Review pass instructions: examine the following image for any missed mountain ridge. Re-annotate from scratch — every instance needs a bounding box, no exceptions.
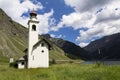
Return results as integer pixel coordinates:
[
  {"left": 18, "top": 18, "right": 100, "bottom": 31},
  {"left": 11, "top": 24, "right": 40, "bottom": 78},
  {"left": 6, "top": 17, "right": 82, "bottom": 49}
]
[
  {"left": 84, "top": 33, "right": 120, "bottom": 60},
  {"left": 41, "top": 34, "right": 89, "bottom": 60},
  {"left": 0, "top": 8, "right": 69, "bottom": 60},
  {"left": 0, "top": 8, "right": 88, "bottom": 61}
]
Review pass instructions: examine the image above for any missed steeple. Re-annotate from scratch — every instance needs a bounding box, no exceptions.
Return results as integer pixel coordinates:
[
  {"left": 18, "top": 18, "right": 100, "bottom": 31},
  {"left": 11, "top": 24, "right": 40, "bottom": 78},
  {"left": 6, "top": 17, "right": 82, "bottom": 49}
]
[
  {"left": 27, "top": 9, "right": 39, "bottom": 68},
  {"left": 30, "top": 8, "right": 37, "bottom": 19}
]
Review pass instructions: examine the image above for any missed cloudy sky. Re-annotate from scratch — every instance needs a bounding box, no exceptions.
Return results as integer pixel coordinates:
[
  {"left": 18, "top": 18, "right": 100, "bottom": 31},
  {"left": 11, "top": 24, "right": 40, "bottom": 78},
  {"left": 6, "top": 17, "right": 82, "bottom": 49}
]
[{"left": 0, "top": 0, "right": 120, "bottom": 47}]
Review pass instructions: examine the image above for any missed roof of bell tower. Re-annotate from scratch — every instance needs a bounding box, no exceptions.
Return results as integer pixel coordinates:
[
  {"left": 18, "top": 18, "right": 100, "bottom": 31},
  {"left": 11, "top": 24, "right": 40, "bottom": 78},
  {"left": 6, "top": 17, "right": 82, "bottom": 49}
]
[{"left": 30, "top": 8, "right": 37, "bottom": 17}]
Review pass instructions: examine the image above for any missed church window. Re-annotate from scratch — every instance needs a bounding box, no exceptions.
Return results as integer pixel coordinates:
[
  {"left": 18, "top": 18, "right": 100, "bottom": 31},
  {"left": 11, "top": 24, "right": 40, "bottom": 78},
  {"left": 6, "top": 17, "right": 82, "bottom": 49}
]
[
  {"left": 41, "top": 50, "right": 44, "bottom": 53},
  {"left": 32, "top": 25, "right": 36, "bottom": 31},
  {"left": 41, "top": 43, "right": 44, "bottom": 47},
  {"left": 22, "top": 62, "right": 24, "bottom": 65}
]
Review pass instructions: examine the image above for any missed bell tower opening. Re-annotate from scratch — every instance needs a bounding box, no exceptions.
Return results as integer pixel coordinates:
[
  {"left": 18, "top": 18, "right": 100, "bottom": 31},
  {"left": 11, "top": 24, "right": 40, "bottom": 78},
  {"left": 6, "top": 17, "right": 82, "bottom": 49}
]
[{"left": 32, "top": 25, "right": 36, "bottom": 31}]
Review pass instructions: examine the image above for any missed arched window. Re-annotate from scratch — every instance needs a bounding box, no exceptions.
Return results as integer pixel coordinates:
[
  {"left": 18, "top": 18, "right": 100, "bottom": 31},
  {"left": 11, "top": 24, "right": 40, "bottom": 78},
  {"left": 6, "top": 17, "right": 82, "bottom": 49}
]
[
  {"left": 32, "top": 25, "right": 36, "bottom": 31},
  {"left": 41, "top": 43, "right": 44, "bottom": 47}
]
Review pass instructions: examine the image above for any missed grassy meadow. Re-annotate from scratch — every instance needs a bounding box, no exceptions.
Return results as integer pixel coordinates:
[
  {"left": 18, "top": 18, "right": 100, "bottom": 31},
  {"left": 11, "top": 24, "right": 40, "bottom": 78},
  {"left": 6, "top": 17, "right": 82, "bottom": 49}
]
[{"left": 0, "top": 62, "right": 120, "bottom": 80}]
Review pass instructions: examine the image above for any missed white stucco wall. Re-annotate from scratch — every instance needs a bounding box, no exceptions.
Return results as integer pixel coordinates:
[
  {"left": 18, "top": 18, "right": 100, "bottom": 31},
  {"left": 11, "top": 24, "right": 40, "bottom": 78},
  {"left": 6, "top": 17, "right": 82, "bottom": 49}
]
[
  {"left": 28, "top": 16, "right": 39, "bottom": 52},
  {"left": 18, "top": 62, "right": 25, "bottom": 69},
  {"left": 27, "top": 14, "right": 49, "bottom": 68},
  {"left": 28, "top": 22, "right": 39, "bottom": 49},
  {"left": 28, "top": 19, "right": 39, "bottom": 68},
  {"left": 28, "top": 41, "right": 49, "bottom": 68}
]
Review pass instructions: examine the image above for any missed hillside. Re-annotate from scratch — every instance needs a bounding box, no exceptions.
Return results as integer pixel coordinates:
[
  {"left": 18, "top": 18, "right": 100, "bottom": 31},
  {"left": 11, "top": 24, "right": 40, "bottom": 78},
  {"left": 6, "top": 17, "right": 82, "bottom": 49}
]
[
  {"left": 0, "top": 8, "right": 70, "bottom": 61},
  {"left": 0, "top": 8, "right": 28, "bottom": 59},
  {"left": 84, "top": 33, "right": 120, "bottom": 60},
  {"left": 41, "top": 34, "right": 89, "bottom": 60}
]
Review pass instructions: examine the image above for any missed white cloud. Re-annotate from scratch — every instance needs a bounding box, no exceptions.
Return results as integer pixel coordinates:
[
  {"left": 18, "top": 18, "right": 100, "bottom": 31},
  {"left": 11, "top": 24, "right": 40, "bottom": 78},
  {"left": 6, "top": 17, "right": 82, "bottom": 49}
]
[
  {"left": 57, "top": 0, "right": 120, "bottom": 47},
  {"left": 0, "top": 0, "right": 55, "bottom": 34},
  {"left": 51, "top": 12, "right": 95, "bottom": 31},
  {"left": 76, "top": 19, "right": 120, "bottom": 43},
  {"left": 79, "top": 42, "right": 89, "bottom": 48},
  {"left": 38, "top": 9, "right": 54, "bottom": 34},
  {"left": 94, "top": 8, "right": 120, "bottom": 25},
  {"left": 40, "top": 0, "right": 120, "bottom": 47},
  {"left": 50, "top": 34, "right": 55, "bottom": 38},
  {"left": 57, "top": 34, "right": 66, "bottom": 38},
  {"left": 64, "top": 0, "right": 113, "bottom": 12},
  {"left": 50, "top": 34, "right": 66, "bottom": 39},
  {"left": 0, "top": 0, "right": 43, "bottom": 27},
  {"left": 1, "top": 0, "right": 120, "bottom": 47},
  {"left": 57, "top": 35, "right": 62, "bottom": 38}
]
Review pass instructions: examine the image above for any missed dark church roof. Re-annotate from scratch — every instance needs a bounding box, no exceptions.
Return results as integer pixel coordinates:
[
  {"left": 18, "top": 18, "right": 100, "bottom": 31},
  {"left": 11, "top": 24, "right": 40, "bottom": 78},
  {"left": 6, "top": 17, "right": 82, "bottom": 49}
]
[
  {"left": 30, "top": 9, "right": 37, "bottom": 17},
  {"left": 17, "top": 55, "right": 27, "bottom": 62},
  {"left": 24, "top": 37, "right": 52, "bottom": 53},
  {"left": 33, "top": 38, "right": 51, "bottom": 50}
]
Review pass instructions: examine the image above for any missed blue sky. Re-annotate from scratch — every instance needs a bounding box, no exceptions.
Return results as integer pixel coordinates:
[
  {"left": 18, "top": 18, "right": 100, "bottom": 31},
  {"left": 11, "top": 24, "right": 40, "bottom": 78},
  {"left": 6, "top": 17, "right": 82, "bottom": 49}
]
[
  {"left": 0, "top": 0, "right": 120, "bottom": 47},
  {"left": 30, "top": 0, "right": 78, "bottom": 43}
]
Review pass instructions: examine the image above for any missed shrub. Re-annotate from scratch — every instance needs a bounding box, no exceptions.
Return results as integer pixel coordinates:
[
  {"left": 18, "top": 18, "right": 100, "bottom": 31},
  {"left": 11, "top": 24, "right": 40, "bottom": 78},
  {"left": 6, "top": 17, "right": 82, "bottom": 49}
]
[
  {"left": 49, "top": 59, "right": 56, "bottom": 65},
  {"left": 9, "top": 61, "right": 18, "bottom": 68},
  {"left": 95, "top": 61, "right": 102, "bottom": 68},
  {"left": 69, "top": 60, "right": 73, "bottom": 63}
]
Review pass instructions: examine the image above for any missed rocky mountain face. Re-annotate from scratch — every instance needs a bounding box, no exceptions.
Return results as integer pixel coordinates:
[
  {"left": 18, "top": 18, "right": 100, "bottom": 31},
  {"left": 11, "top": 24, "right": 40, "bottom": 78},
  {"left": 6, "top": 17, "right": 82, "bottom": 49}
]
[{"left": 84, "top": 33, "right": 120, "bottom": 60}]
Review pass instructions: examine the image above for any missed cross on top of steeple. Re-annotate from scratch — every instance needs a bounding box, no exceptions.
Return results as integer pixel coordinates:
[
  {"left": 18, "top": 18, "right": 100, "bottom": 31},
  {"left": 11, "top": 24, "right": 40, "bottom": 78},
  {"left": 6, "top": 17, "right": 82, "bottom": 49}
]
[{"left": 30, "top": 8, "right": 37, "bottom": 17}]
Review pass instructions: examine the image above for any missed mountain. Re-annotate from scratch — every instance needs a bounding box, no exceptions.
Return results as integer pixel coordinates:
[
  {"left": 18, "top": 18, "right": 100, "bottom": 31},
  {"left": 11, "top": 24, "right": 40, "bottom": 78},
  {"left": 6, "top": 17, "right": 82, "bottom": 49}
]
[
  {"left": 1, "top": 8, "right": 90, "bottom": 62},
  {"left": 0, "top": 8, "right": 28, "bottom": 60},
  {"left": 84, "top": 33, "right": 120, "bottom": 60},
  {"left": 0, "top": 8, "right": 70, "bottom": 62},
  {"left": 41, "top": 34, "right": 89, "bottom": 60}
]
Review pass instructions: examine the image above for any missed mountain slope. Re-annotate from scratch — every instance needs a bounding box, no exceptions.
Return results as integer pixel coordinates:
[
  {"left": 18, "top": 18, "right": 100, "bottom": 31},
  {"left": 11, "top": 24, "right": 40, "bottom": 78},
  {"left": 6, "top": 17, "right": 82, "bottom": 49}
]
[
  {"left": 84, "top": 33, "right": 120, "bottom": 60},
  {"left": 0, "top": 8, "right": 70, "bottom": 61},
  {"left": 0, "top": 8, "right": 28, "bottom": 59},
  {"left": 41, "top": 34, "right": 89, "bottom": 60}
]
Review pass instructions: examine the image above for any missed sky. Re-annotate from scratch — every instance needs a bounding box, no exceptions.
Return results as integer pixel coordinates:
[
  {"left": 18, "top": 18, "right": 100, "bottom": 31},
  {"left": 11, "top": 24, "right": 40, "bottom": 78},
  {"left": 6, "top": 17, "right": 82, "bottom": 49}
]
[{"left": 0, "top": 0, "right": 120, "bottom": 47}]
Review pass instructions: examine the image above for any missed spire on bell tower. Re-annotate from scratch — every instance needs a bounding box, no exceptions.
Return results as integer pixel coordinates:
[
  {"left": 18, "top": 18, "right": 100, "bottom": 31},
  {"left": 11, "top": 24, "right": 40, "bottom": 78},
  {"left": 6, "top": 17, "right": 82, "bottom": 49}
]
[{"left": 30, "top": 8, "right": 37, "bottom": 20}]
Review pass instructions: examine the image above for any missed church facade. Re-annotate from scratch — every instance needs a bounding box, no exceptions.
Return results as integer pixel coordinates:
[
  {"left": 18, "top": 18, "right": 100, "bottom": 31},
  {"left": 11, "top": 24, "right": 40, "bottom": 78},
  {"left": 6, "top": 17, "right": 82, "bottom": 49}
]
[{"left": 17, "top": 10, "right": 50, "bottom": 69}]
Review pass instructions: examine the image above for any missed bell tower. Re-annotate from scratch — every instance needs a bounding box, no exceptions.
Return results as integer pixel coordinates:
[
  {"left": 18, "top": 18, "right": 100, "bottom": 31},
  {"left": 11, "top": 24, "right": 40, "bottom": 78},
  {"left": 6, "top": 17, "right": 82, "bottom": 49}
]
[{"left": 27, "top": 9, "right": 39, "bottom": 68}]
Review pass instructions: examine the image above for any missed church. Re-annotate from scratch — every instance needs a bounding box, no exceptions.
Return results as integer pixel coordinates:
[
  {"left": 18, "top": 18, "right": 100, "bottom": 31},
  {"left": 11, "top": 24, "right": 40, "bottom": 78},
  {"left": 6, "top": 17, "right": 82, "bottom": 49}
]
[{"left": 17, "top": 10, "right": 51, "bottom": 69}]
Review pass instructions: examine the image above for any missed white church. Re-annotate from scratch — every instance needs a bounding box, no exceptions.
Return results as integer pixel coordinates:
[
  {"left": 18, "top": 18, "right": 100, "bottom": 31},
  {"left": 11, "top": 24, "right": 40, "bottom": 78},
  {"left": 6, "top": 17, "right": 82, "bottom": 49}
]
[{"left": 17, "top": 10, "right": 51, "bottom": 69}]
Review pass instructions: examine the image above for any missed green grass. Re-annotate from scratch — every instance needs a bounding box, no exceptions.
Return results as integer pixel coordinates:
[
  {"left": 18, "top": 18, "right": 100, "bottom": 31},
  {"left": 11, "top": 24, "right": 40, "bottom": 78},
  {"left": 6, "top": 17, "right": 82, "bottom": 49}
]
[
  {"left": 0, "top": 63, "right": 120, "bottom": 80},
  {"left": 49, "top": 50, "right": 70, "bottom": 60}
]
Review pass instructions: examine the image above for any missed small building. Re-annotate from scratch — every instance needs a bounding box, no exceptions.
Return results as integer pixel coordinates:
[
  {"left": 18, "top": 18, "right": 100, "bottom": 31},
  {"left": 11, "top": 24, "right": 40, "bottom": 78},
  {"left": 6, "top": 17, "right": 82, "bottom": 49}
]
[
  {"left": 9, "top": 58, "right": 14, "bottom": 63},
  {"left": 17, "top": 9, "right": 51, "bottom": 69},
  {"left": 17, "top": 57, "right": 25, "bottom": 69}
]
